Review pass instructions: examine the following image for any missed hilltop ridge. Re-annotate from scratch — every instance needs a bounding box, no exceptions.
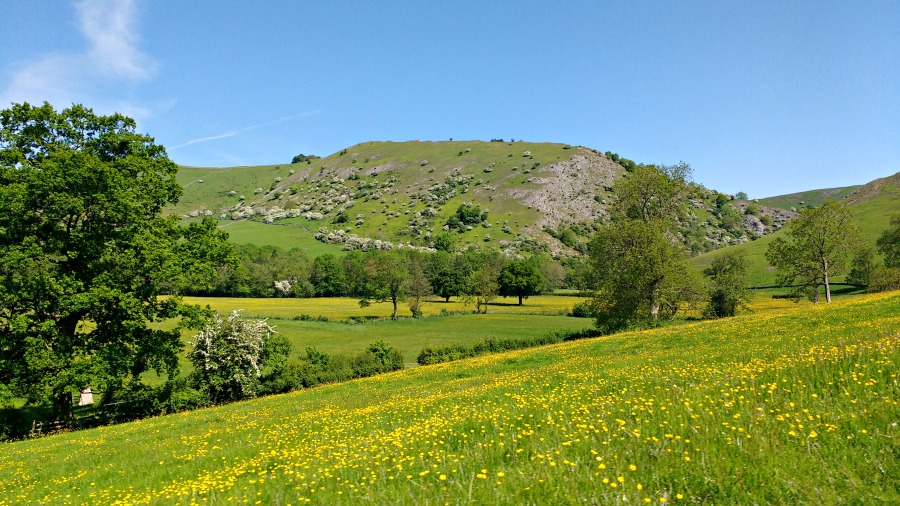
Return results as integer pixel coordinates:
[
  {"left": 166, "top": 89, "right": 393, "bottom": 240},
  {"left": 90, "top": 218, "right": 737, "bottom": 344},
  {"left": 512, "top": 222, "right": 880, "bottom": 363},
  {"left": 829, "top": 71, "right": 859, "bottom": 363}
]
[{"left": 174, "top": 140, "right": 790, "bottom": 256}]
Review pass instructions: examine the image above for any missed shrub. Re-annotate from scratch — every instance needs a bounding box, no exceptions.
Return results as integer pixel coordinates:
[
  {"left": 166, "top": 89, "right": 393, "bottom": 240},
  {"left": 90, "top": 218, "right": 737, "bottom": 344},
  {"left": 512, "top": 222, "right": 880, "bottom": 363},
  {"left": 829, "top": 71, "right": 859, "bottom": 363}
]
[
  {"left": 570, "top": 301, "right": 594, "bottom": 318},
  {"left": 868, "top": 266, "right": 900, "bottom": 293},
  {"left": 188, "top": 311, "right": 283, "bottom": 403}
]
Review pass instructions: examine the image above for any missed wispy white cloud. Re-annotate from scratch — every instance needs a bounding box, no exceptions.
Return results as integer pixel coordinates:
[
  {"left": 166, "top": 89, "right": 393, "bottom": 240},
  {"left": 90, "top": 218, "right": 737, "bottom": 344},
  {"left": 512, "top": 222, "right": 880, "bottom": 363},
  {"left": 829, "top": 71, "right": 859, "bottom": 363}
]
[
  {"left": 169, "top": 111, "right": 322, "bottom": 151},
  {"left": 169, "top": 131, "right": 241, "bottom": 150},
  {"left": 0, "top": 0, "right": 157, "bottom": 119},
  {"left": 76, "top": 0, "right": 157, "bottom": 80}
]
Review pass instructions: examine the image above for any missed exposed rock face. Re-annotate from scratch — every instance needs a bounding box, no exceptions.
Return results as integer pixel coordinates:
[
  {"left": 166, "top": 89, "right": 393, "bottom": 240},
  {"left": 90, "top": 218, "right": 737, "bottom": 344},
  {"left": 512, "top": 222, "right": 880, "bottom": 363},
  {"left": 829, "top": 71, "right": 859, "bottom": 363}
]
[
  {"left": 743, "top": 214, "right": 766, "bottom": 235},
  {"left": 507, "top": 151, "right": 620, "bottom": 229}
]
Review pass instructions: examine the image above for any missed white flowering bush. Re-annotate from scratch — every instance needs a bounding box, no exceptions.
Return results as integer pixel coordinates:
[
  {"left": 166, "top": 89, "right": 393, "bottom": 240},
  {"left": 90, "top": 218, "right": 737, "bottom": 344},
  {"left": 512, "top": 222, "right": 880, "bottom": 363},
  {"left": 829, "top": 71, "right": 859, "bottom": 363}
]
[{"left": 188, "top": 311, "right": 282, "bottom": 402}]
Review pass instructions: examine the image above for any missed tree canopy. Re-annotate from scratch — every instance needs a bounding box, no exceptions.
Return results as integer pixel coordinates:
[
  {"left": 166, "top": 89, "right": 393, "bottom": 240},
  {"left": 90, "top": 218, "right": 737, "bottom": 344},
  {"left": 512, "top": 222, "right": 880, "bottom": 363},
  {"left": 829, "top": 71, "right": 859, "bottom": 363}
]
[
  {"left": 765, "top": 201, "right": 859, "bottom": 303},
  {"left": 0, "top": 102, "right": 232, "bottom": 419},
  {"left": 589, "top": 162, "right": 699, "bottom": 331},
  {"left": 497, "top": 259, "right": 544, "bottom": 305}
]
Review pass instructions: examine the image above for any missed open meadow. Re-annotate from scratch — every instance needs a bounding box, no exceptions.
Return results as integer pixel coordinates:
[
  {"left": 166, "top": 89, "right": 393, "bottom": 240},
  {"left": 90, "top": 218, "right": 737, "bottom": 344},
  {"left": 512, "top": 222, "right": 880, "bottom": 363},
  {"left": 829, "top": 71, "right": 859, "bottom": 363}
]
[
  {"left": 173, "top": 292, "right": 821, "bottom": 363},
  {"left": 175, "top": 294, "right": 592, "bottom": 362},
  {"left": 2, "top": 291, "right": 897, "bottom": 504}
]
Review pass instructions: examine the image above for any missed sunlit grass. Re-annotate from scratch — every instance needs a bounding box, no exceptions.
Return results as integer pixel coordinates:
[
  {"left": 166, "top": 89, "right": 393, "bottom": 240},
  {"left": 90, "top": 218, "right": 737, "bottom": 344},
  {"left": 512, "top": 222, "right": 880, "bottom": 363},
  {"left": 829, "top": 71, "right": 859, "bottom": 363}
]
[{"left": 3, "top": 291, "right": 898, "bottom": 504}]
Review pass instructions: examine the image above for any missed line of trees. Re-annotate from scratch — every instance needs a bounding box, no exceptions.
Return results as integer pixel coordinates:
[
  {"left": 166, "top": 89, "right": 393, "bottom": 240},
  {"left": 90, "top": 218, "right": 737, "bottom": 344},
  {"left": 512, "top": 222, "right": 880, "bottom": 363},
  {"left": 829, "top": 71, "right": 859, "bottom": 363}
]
[{"left": 192, "top": 245, "right": 566, "bottom": 318}]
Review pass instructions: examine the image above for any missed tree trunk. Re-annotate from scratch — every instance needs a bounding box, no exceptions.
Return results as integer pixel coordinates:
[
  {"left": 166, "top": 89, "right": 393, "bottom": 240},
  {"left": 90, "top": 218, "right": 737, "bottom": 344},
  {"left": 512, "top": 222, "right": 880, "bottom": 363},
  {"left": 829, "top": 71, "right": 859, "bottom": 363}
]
[
  {"left": 823, "top": 258, "right": 832, "bottom": 303},
  {"left": 391, "top": 296, "right": 398, "bottom": 320},
  {"left": 52, "top": 388, "right": 74, "bottom": 422},
  {"left": 445, "top": 296, "right": 450, "bottom": 302},
  {"left": 650, "top": 279, "right": 661, "bottom": 319},
  {"left": 518, "top": 294, "right": 523, "bottom": 306}
]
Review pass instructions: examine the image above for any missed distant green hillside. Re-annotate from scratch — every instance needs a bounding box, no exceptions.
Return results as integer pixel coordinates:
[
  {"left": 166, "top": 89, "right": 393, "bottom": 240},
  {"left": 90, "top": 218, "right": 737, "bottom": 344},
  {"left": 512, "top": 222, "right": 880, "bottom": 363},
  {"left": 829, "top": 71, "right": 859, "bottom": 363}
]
[
  {"left": 758, "top": 185, "right": 860, "bottom": 210},
  {"left": 174, "top": 140, "right": 789, "bottom": 256},
  {"left": 693, "top": 172, "right": 900, "bottom": 285}
]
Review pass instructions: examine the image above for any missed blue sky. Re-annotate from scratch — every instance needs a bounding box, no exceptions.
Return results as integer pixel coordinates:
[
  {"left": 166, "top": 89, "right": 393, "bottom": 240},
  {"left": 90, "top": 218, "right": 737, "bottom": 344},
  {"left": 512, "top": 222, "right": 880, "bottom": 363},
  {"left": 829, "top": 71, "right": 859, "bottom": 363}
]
[{"left": 1, "top": 1, "right": 897, "bottom": 198}]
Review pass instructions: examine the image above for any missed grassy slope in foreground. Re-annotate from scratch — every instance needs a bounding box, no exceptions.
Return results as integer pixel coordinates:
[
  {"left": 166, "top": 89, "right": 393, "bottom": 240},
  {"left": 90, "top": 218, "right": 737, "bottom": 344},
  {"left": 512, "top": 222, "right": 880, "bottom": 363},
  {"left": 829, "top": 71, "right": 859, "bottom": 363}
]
[{"left": 2, "top": 292, "right": 899, "bottom": 505}]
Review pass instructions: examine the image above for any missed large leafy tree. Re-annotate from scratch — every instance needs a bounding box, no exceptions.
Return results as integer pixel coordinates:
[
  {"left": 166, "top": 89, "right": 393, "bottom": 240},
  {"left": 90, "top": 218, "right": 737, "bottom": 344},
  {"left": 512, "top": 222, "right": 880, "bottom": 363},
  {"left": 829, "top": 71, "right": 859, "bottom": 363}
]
[
  {"left": 363, "top": 250, "right": 411, "bottom": 320},
  {"left": 497, "top": 259, "right": 544, "bottom": 305},
  {"left": 0, "top": 102, "right": 232, "bottom": 419},
  {"left": 589, "top": 163, "right": 699, "bottom": 331},
  {"left": 766, "top": 201, "right": 860, "bottom": 303}
]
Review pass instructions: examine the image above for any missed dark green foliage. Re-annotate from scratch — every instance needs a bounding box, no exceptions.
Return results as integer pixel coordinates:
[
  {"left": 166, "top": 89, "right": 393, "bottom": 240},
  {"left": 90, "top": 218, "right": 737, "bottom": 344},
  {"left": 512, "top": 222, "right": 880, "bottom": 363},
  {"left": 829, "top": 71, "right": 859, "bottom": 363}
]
[
  {"left": 0, "top": 102, "right": 232, "bottom": 420},
  {"left": 569, "top": 301, "right": 595, "bottom": 318},
  {"left": 735, "top": 191, "right": 749, "bottom": 200},
  {"left": 310, "top": 254, "right": 347, "bottom": 297},
  {"left": 847, "top": 246, "right": 876, "bottom": 286},
  {"left": 417, "top": 328, "right": 602, "bottom": 365},
  {"left": 363, "top": 250, "right": 411, "bottom": 320},
  {"left": 614, "top": 162, "right": 695, "bottom": 224},
  {"left": 703, "top": 253, "right": 749, "bottom": 318},
  {"left": 448, "top": 203, "right": 487, "bottom": 228},
  {"left": 497, "top": 260, "right": 544, "bottom": 305},
  {"left": 877, "top": 215, "right": 900, "bottom": 268},
  {"left": 208, "top": 244, "right": 311, "bottom": 297},
  {"left": 427, "top": 257, "right": 465, "bottom": 302},
  {"left": 590, "top": 162, "right": 701, "bottom": 331},
  {"left": 260, "top": 342, "right": 404, "bottom": 394},
  {"left": 715, "top": 194, "right": 730, "bottom": 209},
  {"left": 432, "top": 232, "right": 455, "bottom": 253},
  {"left": 589, "top": 221, "right": 699, "bottom": 331},
  {"left": 559, "top": 228, "right": 577, "bottom": 247},
  {"left": 867, "top": 266, "right": 900, "bottom": 293},
  {"left": 290, "top": 153, "right": 319, "bottom": 164}
]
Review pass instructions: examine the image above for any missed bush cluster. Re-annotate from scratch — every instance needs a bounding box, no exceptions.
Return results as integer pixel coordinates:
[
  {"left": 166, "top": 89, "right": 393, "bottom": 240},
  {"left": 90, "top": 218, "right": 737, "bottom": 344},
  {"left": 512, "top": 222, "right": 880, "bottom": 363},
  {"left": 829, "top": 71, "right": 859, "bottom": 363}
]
[
  {"left": 416, "top": 328, "right": 602, "bottom": 365},
  {"left": 260, "top": 341, "right": 404, "bottom": 394}
]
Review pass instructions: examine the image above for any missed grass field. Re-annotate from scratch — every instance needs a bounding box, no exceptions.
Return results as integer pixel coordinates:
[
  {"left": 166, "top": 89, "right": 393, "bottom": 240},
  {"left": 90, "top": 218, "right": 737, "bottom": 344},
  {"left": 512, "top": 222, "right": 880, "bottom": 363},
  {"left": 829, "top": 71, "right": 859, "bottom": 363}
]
[
  {"left": 756, "top": 185, "right": 860, "bottom": 210},
  {"left": 2, "top": 291, "right": 897, "bottom": 504},
  {"left": 177, "top": 294, "right": 592, "bottom": 362},
  {"left": 176, "top": 292, "right": 830, "bottom": 363},
  {"left": 214, "top": 220, "right": 345, "bottom": 256}
]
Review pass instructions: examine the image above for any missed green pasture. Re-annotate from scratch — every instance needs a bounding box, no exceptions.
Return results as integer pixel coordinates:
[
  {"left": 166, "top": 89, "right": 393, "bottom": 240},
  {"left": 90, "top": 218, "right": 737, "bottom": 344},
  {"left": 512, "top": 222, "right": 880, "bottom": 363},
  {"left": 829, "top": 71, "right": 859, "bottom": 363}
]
[
  {"left": 178, "top": 294, "right": 591, "bottom": 362},
  {"left": 3, "top": 291, "right": 898, "bottom": 504},
  {"left": 171, "top": 140, "right": 608, "bottom": 250},
  {"left": 215, "top": 220, "right": 344, "bottom": 255},
  {"left": 756, "top": 185, "right": 860, "bottom": 210}
]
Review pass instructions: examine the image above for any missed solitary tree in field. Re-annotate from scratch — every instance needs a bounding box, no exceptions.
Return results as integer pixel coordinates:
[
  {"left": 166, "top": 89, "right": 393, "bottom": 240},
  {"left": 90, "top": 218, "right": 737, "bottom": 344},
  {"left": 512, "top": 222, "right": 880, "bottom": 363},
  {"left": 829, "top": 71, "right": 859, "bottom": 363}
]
[
  {"left": 466, "top": 263, "right": 500, "bottom": 314},
  {"left": 406, "top": 253, "right": 432, "bottom": 317},
  {"left": 497, "top": 259, "right": 544, "bottom": 305},
  {"left": 766, "top": 201, "right": 860, "bottom": 303},
  {"left": 0, "top": 102, "right": 232, "bottom": 420},
  {"left": 589, "top": 162, "right": 698, "bottom": 330}
]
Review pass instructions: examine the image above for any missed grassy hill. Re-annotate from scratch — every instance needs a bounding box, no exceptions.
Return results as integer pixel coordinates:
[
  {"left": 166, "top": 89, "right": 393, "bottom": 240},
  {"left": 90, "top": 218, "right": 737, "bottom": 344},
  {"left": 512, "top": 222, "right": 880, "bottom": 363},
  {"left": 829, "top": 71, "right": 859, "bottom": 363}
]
[
  {"left": 693, "top": 172, "right": 900, "bottom": 286},
  {"left": 3, "top": 291, "right": 898, "bottom": 504},
  {"left": 757, "top": 185, "right": 861, "bottom": 210},
  {"left": 174, "top": 140, "right": 788, "bottom": 257}
]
